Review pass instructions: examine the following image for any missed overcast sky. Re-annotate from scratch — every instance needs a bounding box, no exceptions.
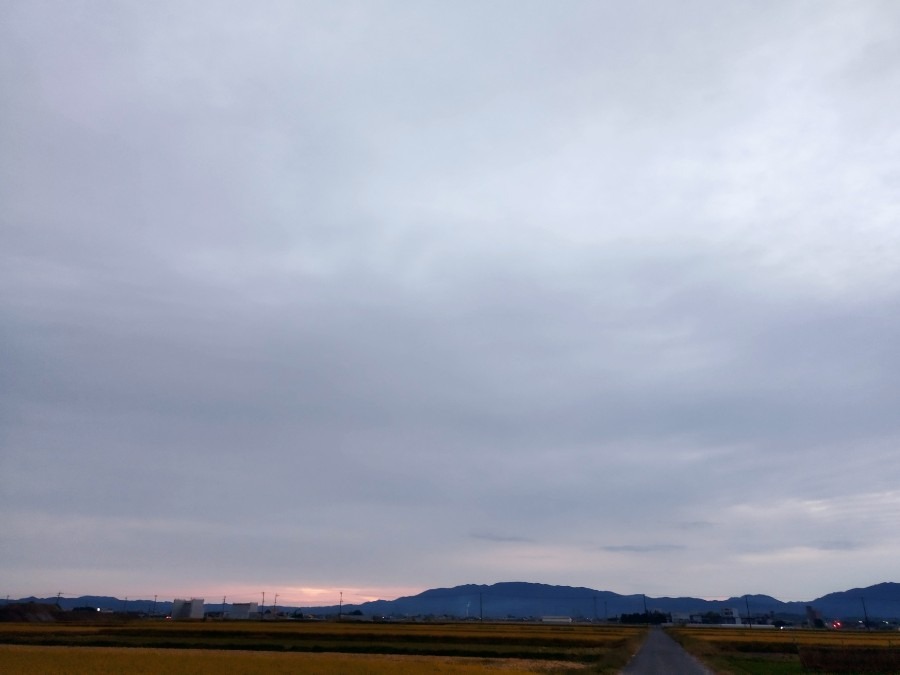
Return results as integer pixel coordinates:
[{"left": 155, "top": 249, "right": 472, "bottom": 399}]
[{"left": 2, "top": 0, "right": 899, "bottom": 607}]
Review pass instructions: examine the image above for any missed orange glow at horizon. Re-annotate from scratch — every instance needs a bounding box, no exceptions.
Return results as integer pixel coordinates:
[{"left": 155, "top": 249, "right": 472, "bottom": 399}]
[{"left": 173, "top": 585, "right": 425, "bottom": 607}]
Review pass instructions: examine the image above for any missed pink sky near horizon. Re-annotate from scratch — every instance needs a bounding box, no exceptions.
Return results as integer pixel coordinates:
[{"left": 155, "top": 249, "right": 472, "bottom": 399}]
[
  {"left": 11, "top": 585, "right": 426, "bottom": 607},
  {"left": 148, "top": 585, "right": 426, "bottom": 607}
]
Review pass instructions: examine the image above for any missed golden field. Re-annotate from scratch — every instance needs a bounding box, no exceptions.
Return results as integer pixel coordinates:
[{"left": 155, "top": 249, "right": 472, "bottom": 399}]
[
  {"left": 668, "top": 626, "right": 900, "bottom": 674},
  {"left": 0, "top": 645, "right": 589, "bottom": 674},
  {"left": 0, "top": 620, "right": 646, "bottom": 674},
  {"left": 669, "top": 625, "right": 900, "bottom": 650}
]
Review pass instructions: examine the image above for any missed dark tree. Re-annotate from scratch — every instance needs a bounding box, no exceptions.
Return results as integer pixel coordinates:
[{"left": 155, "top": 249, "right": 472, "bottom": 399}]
[{"left": 620, "top": 611, "right": 670, "bottom": 625}]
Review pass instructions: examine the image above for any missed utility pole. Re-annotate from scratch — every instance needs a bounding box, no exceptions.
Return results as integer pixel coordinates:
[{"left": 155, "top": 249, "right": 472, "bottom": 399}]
[
  {"left": 861, "top": 597, "right": 870, "bottom": 630},
  {"left": 222, "top": 595, "right": 227, "bottom": 619},
  {"left": 152, "top": 595, "right": 157, "bottom": 616},
  {"left": 339, "top": 591, "right": 343, "bottom": 620},
  {"left": 744, "top": 596, "right": 752, "bottom": 627},
  {"left": 56, "top": 592, "right": 62, "bottom": 608},
  {"left": 273, "top": 594, "right": 278, "bottom": 617},
  {"left": 261, "top": 592, "right": 265, "bottom": 620}
]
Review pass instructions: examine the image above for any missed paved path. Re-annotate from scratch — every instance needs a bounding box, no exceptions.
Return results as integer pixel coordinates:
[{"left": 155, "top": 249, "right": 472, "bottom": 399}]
[{"left": 620, "top": 627, "right": 714, "bottom": 675}]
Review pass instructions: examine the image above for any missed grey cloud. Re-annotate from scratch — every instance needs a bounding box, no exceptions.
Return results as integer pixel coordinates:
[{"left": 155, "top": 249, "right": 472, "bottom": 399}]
[
  {"left": 599, "top": 545, "right": 686, "bottom": 554},
  {"left": 2, "top": 0, "right": 900, "bottom": 603},
  {"left": 676, "top": 521, "right": 716, "bottom": 531},
  {"left": 470, "top": 532, "right": 535, "bottom": 544},
  {"left": 815, "top": 541, "right": 863, "bottom": 552}
]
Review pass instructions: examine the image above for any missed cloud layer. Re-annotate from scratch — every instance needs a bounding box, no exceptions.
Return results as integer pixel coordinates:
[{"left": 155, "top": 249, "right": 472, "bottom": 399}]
[{"left": 2, "top": 0, "right": 899, "bottom": 604}]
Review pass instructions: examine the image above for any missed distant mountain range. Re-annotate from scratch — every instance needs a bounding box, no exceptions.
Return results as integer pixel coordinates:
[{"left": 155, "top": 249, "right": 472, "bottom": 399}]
[
  {"left": 315, "top": 581, "right": 900, "bottom": 621},
  {"left": 12, "top": 581, "right": 900, "bottom": 620}
]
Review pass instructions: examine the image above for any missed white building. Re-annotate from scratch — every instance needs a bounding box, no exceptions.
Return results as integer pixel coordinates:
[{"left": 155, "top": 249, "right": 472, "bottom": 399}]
[
  {"left": 721, "top": 607, "right": 744, "bottom": 625},
  {"left": 171, "top": 598, "right": 205, "bottom": 619},
  {"left": 227, "top": 602, "right": 259, "bottom": 620}
]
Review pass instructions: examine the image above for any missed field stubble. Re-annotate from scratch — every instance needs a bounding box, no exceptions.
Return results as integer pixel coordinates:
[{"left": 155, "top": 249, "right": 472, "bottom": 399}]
[
  {"left": 667, "top": 626, "right": 900, "bottom": 674},
  {"left": 0, "top": 620, "right": 646, "bottom": 674}
]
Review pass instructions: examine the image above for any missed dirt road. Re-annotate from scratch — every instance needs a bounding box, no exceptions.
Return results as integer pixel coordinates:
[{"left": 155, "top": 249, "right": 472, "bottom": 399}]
[{"left": 620, "top": 627, "right": 713, "bottom": 674}]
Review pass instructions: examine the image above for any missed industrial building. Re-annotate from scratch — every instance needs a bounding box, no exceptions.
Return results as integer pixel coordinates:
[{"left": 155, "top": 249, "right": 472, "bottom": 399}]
[
  {"left": 227, "top": 602, "right": 259, "bottom": 620},
  {"left": 171, "top": 598, "right": 205, "bottom": 619}
]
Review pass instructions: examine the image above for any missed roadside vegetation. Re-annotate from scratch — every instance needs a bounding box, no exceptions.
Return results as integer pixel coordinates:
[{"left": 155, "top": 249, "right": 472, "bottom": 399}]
[{"left": 668, "top": 626, "right": 900, "bottom": 674}]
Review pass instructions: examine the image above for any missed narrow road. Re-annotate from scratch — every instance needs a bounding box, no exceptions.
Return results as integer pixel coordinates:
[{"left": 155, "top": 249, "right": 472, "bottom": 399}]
[{"left": 620, "top": 627, "right": 713, "bottom": 675}]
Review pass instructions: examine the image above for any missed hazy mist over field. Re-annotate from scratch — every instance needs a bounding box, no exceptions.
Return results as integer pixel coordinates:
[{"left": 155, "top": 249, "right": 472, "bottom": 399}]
[{"left": 2, "top": 1, "right": 899, "bottom": 606}]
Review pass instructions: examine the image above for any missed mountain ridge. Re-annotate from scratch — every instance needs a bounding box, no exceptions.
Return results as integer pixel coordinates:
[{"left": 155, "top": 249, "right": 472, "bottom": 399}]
[
  {"left": 11, "top": 581, "right": 900, "bottom": 620},
  {"left": 317, "top": 581, "right": 900, "bottom": 620}
]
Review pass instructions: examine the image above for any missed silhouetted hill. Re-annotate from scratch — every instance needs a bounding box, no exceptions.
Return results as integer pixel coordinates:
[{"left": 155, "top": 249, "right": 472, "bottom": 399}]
[
  {"left": 13, "top": 596, "right": 172, "bottom": 614},
  {"left": 356, "top": 582, "right": 648, "bottom": 619},
  {"left": 9, "top": 581, "right": 899, "bottom": 621},
  {"left": 313, "top": 581, "right": 900, "bottom": 620},
  {"left": 722, "top": 594, "right": 807, "bottom": 616},
  {"left": 0, "top": 603, "right": 64, "bottom": 622},
  {"left": 809, "top": 582, "right": 900, "bottom": 620}
]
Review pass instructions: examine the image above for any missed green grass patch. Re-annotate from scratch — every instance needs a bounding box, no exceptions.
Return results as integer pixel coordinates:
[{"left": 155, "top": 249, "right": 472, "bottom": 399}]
[{"left": 708, "top": 654, "right": 803, "bottom": 675}]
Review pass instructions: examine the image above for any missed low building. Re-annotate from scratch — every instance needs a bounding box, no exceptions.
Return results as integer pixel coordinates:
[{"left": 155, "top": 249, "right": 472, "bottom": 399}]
[
  {"left": 806, "top": 605, "right": 824, "bottom": 628},
  {"left": 227, "top": 602, "right": 259, "bottom": 620},
  {"left": 671, "top": 612, "right": 692, "bottom": 625},
  {"left": 171, "top": 598, "right": 205, "bottom": 620},
  {"left": 721, "top": 607, "right": 744, "bottom": 625}
]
